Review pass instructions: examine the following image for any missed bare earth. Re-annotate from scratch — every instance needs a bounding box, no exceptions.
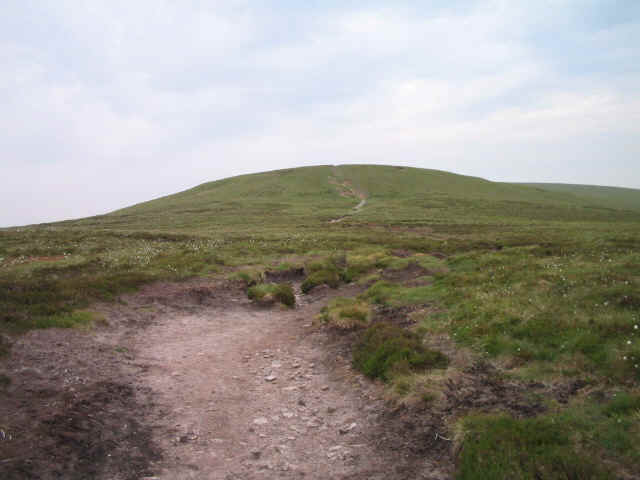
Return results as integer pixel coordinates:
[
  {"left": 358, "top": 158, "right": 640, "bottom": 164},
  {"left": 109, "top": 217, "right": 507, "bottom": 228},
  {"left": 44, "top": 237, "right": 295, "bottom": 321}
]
[{"left": 0, "top": 280, "right": 452, "bottom": 479}]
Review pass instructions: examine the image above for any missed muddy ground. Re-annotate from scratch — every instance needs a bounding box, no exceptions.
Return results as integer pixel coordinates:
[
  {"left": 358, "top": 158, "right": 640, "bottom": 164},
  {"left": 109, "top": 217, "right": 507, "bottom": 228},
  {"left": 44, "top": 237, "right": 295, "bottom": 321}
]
[{"left": 0, "top": 279, "right": 569, "bottom": 479}]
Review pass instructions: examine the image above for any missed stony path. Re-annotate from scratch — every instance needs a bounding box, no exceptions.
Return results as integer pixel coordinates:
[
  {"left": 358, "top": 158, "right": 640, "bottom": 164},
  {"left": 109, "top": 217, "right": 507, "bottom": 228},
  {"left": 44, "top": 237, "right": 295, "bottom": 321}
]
[
  {"left": 133, "top": 286, "right": 395, "bottom": 479},
  {"left": 0, "top": 280, "right": 450, "bottom": 479}
]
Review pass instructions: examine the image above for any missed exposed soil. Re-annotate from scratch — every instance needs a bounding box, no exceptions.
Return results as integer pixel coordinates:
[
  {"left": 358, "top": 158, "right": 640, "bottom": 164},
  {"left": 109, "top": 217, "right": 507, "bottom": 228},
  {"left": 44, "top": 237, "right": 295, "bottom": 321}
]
[
  {"left": 0, "top": 279, "right": 587, "bottom": 479},
  {"left": 441, "top": 360, "right": 547, "bottom": 418},
  {"left": 390, "top": 249, "right": 413, "bottom": 258},
  {"left": 382, "top": 263, "right": 433, "bottom": 286},
  {"left": 372, "top": 304, "right": 432, "bottom": 328},
  {"left": 0, "top": 280, "right": 451, "bottom": 479},
  {"left": 0, "top": 318, "right": 161, "bottom": 480},
  {"left": 264, "top": 267, "right": 305, "bottom": 283}
]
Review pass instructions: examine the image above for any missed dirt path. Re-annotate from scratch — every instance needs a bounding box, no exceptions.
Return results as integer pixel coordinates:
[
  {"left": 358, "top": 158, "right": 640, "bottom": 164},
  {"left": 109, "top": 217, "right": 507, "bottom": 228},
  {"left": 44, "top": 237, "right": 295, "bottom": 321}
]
[
  {"left": 0, "top": 280, "right": 451, "bottom": 479},
  {"left": 135, "top": 284, "right": 393, "bottom": 479},
  {"left": 328, "top": 173, "right": 367, "bottom": 224}
]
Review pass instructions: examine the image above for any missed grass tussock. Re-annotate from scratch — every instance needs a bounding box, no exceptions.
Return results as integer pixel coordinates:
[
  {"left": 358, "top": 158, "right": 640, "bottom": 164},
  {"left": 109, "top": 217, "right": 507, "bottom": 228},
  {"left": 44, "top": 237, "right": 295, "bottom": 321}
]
[
  {"left": 234, "top": 268, "right": 265, "bottom": 287},
  {"left": 301, "top": 255, "right": 347, "bottom": 293},
  {"left": 353, "top": 323, "right": 448, "bottom": 381},
  {"left": 319, "top": 297, "right": 371, "bottom": 329},
  {"left": 247, "top": 283, "right": 295, "bottom": 307},
  {"left": 343, "top": 248, "right": 390, "bottom": 280}
]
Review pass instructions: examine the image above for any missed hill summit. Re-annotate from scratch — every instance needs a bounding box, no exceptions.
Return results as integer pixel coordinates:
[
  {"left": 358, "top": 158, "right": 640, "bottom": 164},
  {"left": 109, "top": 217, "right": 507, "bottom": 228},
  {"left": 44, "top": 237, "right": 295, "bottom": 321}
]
[{"left": 66, "top": 165, "right": 640, "bottom": 232}]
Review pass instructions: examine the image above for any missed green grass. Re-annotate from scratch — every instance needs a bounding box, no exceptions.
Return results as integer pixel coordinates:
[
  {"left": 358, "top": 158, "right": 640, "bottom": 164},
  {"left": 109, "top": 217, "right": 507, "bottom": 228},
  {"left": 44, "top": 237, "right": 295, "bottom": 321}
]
[
  {"left": 319, "top": 297, "right": 371, "bottom": 329},
  {"left": 519, "top": 183, "right": 640, "bottom": 212},
  {"left": 603, "top": 392, "right": 640, "bottom": 417},
  {"left": 353, "top": 323, "right": 448, "bottom": 381},
  {"left": 363, "top": 280, "right": 438, "bottom": 306},
  {"left": 233, "top": 267, "right": 265, "bottom": 287},
  {"left": 32, "top": 310, "right": 98, "bottom": 329},
  {"left": 429, "top": 245, "right": 640, "bottom": 382},
  {"left": 457, "top": 414, "right": 611, "bottom": 480},
  {"left": 458, "top": 391, "right": 640, "bottom": 480},
  {"left": 0, "top": 264, "right": 154, "bottom": 332},
  {"left": 2, "top": 164, "right": 640, "bottom": 478},
  {"left": 300, "top": 255, "right": 347, "bottom": 293},
  {"left": 247, "top": 283, "right": 295, "bottom": 307}
]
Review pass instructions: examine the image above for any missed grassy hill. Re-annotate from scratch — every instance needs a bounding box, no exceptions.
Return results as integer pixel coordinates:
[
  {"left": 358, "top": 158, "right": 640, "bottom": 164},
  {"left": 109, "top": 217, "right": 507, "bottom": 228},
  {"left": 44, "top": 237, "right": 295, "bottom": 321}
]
[
  {"left": 518, "top": 182, "right": 640, "bottom": 212},
  {"left": 2, "top": 164, "right": 640, "bottom": 478},
  {"left": 63, "top": 165, "right": 640, "bottom": 233}
]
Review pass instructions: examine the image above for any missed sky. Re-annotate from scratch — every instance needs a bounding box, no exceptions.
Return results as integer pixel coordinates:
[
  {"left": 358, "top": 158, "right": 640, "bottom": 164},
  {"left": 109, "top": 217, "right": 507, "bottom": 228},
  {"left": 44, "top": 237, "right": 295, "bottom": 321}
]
[{"left": 1, "top": 1, "right": 639, "bottom": 227}]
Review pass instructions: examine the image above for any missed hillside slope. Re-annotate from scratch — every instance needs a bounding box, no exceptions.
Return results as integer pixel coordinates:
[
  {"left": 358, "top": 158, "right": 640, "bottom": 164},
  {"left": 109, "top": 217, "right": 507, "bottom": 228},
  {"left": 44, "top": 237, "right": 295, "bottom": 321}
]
[
  {"left": 518, "top": 183, "right": 640, "bottom": 212},
  {"left": 64, "top": 165, "right": 640, "bottom": 232}
]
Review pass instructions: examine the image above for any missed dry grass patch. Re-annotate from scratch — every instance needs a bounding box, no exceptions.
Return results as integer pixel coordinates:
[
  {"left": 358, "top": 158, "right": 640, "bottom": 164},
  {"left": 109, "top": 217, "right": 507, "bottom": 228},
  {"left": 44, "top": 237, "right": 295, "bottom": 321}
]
[
  {"left": 319, "top": 297, "right": 371, "bottom": 330},
  {"left": 247, "top": 283, "right": 295, "bottom": 307}
]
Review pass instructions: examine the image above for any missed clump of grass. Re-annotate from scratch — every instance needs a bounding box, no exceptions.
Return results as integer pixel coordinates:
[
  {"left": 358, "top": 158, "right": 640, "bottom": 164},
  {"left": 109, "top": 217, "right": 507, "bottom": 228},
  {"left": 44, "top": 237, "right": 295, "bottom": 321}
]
[
  {"left": 319, "top": 297, "right": 371, "bottom": 329},
  {"left": 301, "top": 269, "right": 341, "bottom": 293},
  {"left": 362, "top": 281, "right": 399, "bottom": 304},
  {"left": 603, "top": 392, "right": 640, "bottom": 417},
  {"left": 247, "top": 283, "right": 295, "bottom": 307},
  {"left": 457, "top": 414, "right": 611, "bottom": 480},
  {"left": 234, "top": 268, "right": 264, "bottom": 287},
  {"left": 392, "top": 375, "right": 414, "bottom": 396},
  {"left": 301, "top": 256, "right": 347, "bottom": 293},
  {"left": 33, "top": 310, "right": 97, "bottom": 329},
  {"left": 343, "top": 248, "right": 390, "bottom": 281},
  {"left": 0, "top": 373, "right": 11, "bottom": 388},
  {"left": 353, "top": 322, "right": 448, "bottom": 381}
]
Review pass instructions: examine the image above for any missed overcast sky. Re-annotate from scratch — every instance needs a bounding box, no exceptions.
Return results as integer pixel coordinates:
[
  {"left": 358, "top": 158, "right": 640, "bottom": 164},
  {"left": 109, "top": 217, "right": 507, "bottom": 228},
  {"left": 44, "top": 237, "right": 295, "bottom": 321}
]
[{"left": 1, "top": 1, "right": 639, "bottom": 227}]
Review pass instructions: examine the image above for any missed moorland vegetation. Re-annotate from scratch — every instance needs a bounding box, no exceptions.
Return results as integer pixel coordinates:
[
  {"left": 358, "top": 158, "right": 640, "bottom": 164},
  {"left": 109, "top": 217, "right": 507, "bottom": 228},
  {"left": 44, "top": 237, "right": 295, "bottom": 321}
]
[{"left": 1, "top": 164, "right": 639, "bottom": 478}]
